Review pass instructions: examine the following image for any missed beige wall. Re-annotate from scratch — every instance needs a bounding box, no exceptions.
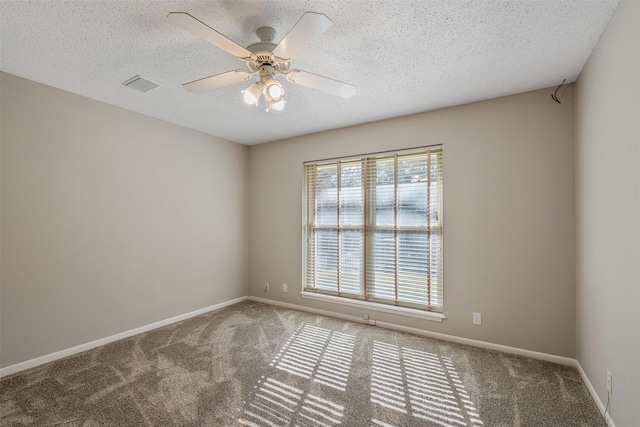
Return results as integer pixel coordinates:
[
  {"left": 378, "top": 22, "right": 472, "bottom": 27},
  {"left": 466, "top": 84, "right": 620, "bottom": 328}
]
[
  {"left": 249, "top": 87, "right": 576, "bottom": 357},
  {"left": 0, "top": 72, "right": 249, "bottom": 368},
  {"left": 575, "top": 1, "right": 640, "bottom": 425}
]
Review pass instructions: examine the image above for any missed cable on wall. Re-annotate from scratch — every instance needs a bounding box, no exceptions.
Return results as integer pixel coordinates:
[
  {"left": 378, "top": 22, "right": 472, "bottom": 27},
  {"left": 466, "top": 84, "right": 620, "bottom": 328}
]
[
  {"left": 551, "top": 79, "right": 566, "bottom": 104},
  {"left": 603, "top": 392, "right": 610, "bottom": 426}
]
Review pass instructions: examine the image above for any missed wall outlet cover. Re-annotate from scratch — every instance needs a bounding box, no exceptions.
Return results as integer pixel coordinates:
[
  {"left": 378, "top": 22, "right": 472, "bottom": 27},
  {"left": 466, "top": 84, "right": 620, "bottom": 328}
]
[{"left": 473, "top": 312, "right": 482, "bottom": 325}]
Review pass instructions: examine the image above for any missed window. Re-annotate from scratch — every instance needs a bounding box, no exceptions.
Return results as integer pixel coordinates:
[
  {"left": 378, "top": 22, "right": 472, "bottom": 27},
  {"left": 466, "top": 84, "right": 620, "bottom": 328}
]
[{"left": 302, "top": 147, "right": 443, "bottom": 314}]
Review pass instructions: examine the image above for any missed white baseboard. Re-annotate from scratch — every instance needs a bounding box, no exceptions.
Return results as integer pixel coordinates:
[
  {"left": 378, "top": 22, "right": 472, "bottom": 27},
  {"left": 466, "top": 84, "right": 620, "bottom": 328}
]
[
  {"left": 249, "top": 296, "right": 365, "bottom": 325},
  {"left": 249, "top": 296, "right": 574, "bottom": 366},
  {"left": 374, "top": 320, "right": 576, "bottom": 366},
  {"left": 0, "top": 296, "right": 249, "bottom": 378},
  {"left": 576, "top": 360, "right": 616, "bottom": 427}
]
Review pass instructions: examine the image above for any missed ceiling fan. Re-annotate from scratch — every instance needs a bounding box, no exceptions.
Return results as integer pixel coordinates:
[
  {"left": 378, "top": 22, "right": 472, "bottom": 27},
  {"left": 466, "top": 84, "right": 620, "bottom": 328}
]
[{"left": 168, "top": 11, "right": 356, "bottom": 112}]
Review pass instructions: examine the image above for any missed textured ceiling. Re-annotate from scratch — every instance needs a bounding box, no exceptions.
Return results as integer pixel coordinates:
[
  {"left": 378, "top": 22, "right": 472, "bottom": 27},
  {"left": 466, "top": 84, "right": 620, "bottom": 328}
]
[{"left": 0, "top": 1, "right": 619, "bottom": 145}]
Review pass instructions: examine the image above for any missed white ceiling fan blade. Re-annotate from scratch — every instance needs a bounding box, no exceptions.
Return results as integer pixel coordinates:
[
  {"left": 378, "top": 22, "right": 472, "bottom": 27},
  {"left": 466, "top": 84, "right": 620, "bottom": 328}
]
[
  {"left": 287, "top": 71, "right": 356, "bottom": 99},
  {"left": 183, "top": 70, "right": 252, "bottom": 94},
  {"left": 168, "top": 12, "right": 255, "bottom": 60},
  {"left": 272, "top": 12, "right": 333, "bottom": 60}
]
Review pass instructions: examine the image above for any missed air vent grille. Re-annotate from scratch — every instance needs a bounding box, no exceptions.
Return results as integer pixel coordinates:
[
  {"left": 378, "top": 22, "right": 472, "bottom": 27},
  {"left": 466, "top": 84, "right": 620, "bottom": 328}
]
[{"left": 122, "top": 75, "right": 160, "bottom": 93}]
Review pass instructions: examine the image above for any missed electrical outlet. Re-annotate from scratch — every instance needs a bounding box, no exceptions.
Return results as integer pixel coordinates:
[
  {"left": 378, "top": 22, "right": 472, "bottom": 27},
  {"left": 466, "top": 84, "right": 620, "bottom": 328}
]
[
  {"left": 282, "top": 283, "right": 288, "bottom": 293},
  {"left": 264, "top": 282, "right": 269, "bottom": 292},
  {"left": 607, "top": 370, "right": 613, "bottom": 395},
  {"left": 473, "top": 312, "right": 482, "bottom": 325}
]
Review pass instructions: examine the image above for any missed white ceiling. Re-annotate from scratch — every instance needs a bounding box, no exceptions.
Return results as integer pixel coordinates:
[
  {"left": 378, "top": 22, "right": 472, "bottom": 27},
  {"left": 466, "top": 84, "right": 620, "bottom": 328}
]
[{"left": 0, "top": 1, "right": 619, "bottom": 146}]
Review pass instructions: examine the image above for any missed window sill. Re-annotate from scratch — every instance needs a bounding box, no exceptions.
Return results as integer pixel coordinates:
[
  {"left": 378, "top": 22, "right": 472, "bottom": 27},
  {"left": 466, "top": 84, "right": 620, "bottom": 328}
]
[{"left": 299, "top": 291, "right": 445, "bottom": 323}]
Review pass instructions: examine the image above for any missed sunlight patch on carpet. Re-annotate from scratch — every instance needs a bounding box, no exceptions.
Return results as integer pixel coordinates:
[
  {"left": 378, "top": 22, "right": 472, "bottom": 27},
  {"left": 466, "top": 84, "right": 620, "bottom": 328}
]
[
  {"left": 371, "top": 341, "right": 484, "bottom": 427},
  {"left": 269, "top": 323, "right": 355, "bottom": 391},
  {"left": 237, "top": 377, "right": 344, "bottom": 426}
]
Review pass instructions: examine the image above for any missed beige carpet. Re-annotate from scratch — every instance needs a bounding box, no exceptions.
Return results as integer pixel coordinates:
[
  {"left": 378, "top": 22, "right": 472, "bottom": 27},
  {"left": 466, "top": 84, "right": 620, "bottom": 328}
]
[{"left": 0, "top": 301, "right": 602, "bottom": 426}]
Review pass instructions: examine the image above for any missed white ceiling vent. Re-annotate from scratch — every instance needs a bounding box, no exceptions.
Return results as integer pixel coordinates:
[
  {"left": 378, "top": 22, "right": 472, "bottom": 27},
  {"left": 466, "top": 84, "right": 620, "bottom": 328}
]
[{"left": 122, "top": 75, "right": 160, "bottom": 93}]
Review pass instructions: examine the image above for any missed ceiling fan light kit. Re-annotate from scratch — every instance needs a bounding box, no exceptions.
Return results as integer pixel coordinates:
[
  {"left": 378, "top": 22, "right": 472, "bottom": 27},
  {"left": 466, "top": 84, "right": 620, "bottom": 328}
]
[{"left": 168, "top": 11, "right": 356, "bottom": 113}]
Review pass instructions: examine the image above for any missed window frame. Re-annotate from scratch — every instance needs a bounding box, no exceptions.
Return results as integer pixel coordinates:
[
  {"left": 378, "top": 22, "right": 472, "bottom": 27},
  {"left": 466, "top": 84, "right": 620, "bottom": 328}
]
[{"left": 301, "top": 146, "right": 445, "bottom": 321}]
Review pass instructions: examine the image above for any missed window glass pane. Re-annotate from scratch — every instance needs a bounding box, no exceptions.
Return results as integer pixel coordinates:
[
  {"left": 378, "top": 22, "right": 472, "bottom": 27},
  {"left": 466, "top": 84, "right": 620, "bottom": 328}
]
[
  {"left": 316, "top": 165, "right": 337, "bottom": 226},
  {"left": 427, "top": 232, "right": 443, "bottom": 308},
  {"left": 374, "top": 159, "right": 395, "bottom": 226},
  {"left": 315, "top": 229, "right": 338, "bottom": 291},
  {"left": 367, "top": 230, "right": 396, "bottom": 301},
  {"left": 398, "top": 156, "right": 428, "bottom": 227},
  {"left": 340, "top": 162, "right": 362, "bottom": 226},
  {"left": 340, "top": 230, "right": 362, "bottom": 295},
  {"left": 429, "top": 153, "right": 443, "bottom": 228},
  {"left": 397, "top": 230, "right": 428, "bottom": 304}
]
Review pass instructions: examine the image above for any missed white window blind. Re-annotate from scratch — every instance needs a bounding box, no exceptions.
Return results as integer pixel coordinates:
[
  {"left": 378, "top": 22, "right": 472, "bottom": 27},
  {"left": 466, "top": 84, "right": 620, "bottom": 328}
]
[{"left": 303, "top": 147, "right": 443, "bottom": 312}]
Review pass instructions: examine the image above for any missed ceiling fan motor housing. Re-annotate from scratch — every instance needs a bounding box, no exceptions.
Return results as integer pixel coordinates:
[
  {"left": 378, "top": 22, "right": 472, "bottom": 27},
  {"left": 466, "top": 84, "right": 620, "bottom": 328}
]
[{"left": 246, "top": 27, "right": 290, "bottom": 72}]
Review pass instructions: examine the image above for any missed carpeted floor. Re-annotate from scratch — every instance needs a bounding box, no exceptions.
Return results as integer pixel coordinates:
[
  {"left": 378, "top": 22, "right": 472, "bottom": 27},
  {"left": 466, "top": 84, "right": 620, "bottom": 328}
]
[{"left": 0, "top": 301, "right": 603, "bottom": 426}]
